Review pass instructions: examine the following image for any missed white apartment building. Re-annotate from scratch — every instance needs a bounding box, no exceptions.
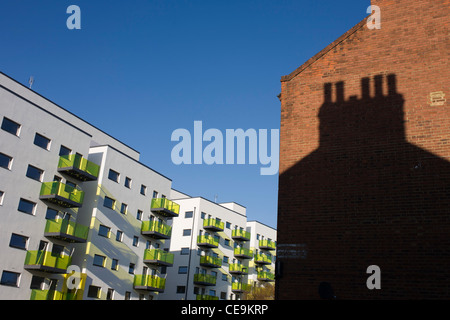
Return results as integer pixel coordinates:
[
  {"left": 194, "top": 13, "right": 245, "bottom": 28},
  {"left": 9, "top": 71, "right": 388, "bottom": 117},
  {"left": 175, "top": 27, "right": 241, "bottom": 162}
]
[{"left": 0, "top": 71, "right": 276, "bottom": 300}]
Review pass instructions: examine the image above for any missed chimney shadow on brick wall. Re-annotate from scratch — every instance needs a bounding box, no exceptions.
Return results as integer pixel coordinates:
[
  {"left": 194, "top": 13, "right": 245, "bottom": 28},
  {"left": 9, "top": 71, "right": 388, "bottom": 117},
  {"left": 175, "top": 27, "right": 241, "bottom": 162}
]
[{"left": 276, "top": 74, "right": 450, "bottom": 299}]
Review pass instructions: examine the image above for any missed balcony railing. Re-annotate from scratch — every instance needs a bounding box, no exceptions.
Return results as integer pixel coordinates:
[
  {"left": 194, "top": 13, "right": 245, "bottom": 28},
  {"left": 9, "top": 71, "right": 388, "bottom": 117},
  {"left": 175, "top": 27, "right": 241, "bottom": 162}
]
[
  {"left": 151, "top": 198, "right": 180, "bottom": 217},
  {"left": 143, "top": 249, "right": 174, "bottom": 267},
  {"left": 229, "top": 263, "right": 248, "bottom": 275},
  {"left": 234, "top": 247, "right": 253, "bottom": 259},
  {"left": 44, "top": 218, "right": 89, "bottom": 243},
  {"left": 254, "top": 253, "right": 272, "bottom": 265},
  {"left": 259, "top": 239, "right": 276, "bottom": 251},
  {"left": 193, "top": 274, "right": 216, "bottom": 286},
  {"left": 57, "top": 154, "right": 100, "bottom": 181},
  {"left": 141, "top": 220, "right": 172, "bottom": 239},
  {"left": 200, "top": 255, "right": 222, "bottom": 268},
  {"left": 133, "top": 274, "right": 166, "bottom": 292},
  {"left": 232, "top": 282, "right": 252, "bottom": 293},
  {"left": 197, "top": 235, "right": 219, "bottom": 248},
  {"left": 231, "top": 229, "right": 250, "bottom": 241},
  {"left": 24, "top": 250, "right": 72, "bottom": 274},
  {"left": 257, "top": 271, "right": 275, "bottom": 282},
  {"left": 203, "top": 218, "right": 224, "bottom": 231},
  {"left": 196, "top": 294, "right": 219, "bottom": 300},
  {"left": 30, "top": 289, "right": 78, "bottom": 300},
  {"left": 39, "top": 181, "right": 84, "bottom": 208}
]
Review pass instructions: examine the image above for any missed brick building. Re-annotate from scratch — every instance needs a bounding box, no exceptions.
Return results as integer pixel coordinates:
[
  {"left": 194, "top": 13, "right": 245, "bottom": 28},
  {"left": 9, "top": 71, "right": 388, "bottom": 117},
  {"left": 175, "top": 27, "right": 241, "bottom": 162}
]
[{"left": 276, "top": 0, "right": 449, "bottom": 299}]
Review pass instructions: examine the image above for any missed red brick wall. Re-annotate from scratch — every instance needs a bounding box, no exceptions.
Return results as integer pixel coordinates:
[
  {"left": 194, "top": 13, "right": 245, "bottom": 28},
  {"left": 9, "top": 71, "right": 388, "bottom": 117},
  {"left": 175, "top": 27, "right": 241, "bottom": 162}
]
[{"left": 276, "top": 0, "right": 450, "bottom": 299}]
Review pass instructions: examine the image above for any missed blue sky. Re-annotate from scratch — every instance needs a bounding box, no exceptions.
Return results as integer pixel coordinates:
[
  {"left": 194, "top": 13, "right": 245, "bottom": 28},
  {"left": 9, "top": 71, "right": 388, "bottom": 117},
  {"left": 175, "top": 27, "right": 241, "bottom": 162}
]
[{"left": 0, "top": 0, "right": 370, "bottom": 228}]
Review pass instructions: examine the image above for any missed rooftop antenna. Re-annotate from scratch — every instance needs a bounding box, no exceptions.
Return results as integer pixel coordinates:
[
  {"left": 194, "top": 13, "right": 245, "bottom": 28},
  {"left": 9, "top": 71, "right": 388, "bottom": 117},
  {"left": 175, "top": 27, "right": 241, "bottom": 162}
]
[{"left": 28, "top": 76, "right": 34, "bottom": 89}]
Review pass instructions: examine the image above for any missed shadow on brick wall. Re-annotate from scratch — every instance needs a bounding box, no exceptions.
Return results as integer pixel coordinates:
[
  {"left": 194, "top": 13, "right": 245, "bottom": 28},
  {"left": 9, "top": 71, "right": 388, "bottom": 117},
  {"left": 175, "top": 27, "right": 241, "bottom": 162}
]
[{"left": 276, "top": 74, "right": 450, "bottom": 299}]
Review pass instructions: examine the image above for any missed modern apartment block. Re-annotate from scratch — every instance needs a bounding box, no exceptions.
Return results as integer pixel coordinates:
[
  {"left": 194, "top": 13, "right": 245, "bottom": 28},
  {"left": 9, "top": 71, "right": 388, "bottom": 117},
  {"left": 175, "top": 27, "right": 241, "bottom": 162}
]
[
  {"left": 0, "top": 71, "right": 277, "bottom": 300},
  {"left": 159, "top": 190, "right": 276, "bottom": 300}
]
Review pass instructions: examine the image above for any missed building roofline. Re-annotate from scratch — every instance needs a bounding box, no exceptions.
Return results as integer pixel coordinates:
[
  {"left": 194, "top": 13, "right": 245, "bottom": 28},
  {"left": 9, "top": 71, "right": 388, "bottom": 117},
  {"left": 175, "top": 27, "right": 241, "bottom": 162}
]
[
  {"left": 280, "top": 16, "right": 368, "bottom": 83},
  {"left": 171, "top": 196, "right": 248, "bottom": 218},
  {"left": 247, "top": 220, "right": 277, "bottom": 231}
]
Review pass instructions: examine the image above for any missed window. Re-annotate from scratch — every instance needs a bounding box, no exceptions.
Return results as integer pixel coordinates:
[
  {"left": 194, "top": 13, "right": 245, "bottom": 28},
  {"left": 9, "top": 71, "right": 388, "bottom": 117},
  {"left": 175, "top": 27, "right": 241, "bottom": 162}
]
[
  {"left": 132, "top": 236, "right": 139, "bottom": 247},
  {"left": 180, "top": 248, "right": 190, "bottom": 255},
  {"left": 226, "top": 222, "right": 231, "bottom": 229},
  {"left": 183, "top": 229, "right": 191, "bottom": 236},
  {"left": 18, "top": 198, "right": 36, "bottom": 215},
  {"left": 103, "top": 196, "right": 115, "bottom": 210},
  {"left": 129, "top": 263, "right": 135, "bottom": 274},
  {"left": 185, "top": 211, "right": 193, "bottom": 218},
  {"left": 93, "top": 255, "right": 106, "bottom": 267},
  {"left": 224, "top": 239, "right": 230, "bottom": 247},
  {"left": 0, "top": 271, "right": 20, "bottom": 287},
  {"left": 45, "top": 207, "right": 59, "bottom": 220},
  {"left": 178, "top": 266, "right": 188, "bottom": 274},
  {"left": 34, "top": 133, "right": 51, "bottom": 150},
  {"left": 9, "top": 234, "right": 28, "bottom": 250},
  {"left": 222, "top": 273, "right": 228, "bottom": 281},
  {"left": 106, "top": 288, "right": 115, "bottom": 300},
  {"left": 26, "top": 165, "right": 44, "bottom": 182},
  {"left": 120, "top": 203, "right": 128, "bottom": 215},
  {"left": 201, "top": 212, "right": 206, "bottom": 219},
  {"left": 176, "top": 286, "right": 186, "bottom": 294},
  {"left": 136, "top": 210, "right": 143, "bottom": 221},
  {"left": 111, "top": 259, "right": 119, "bottom": 271},
  {"left": 59, "top": 145, "right": 72, "bottom": 156},
  {"left": 140, "top": 185, "right": 147, "bottom": 195},
  {"left": 116, "top": 230, "right": 123, "bottom": 242},
  {"left": 30, "top": 276, "right": 45, "bottom": 290},
  {"left": 220, "top": 292, "right": 227, "bottom": 300},
  {"left": 98, "top": 225, "right": 111, "bottom": 238},
  {"left": 152, "top": 191, "right": 158, "bottom": 198},
  {"left": 223, "top": 256, "right": 229, "bottom": 264},
  {"left": 108, "top": 169, "right": 120, "bottom": 183},
  {"left": 1, "top": 117, "right": 21, "bottom": 136},
  {"left": 124, "top": 177, "right": 132, "bottom": 188},
  {"left": 125, "top": 292, "right": 131, "bottom": 300},
  {"left": 87, "top": 285, "right": 101, "bottom": 298},
  {"left": 0, "top": 152, "right": 13, "bottom": 170},
  {"left": 0, "top": 191, "right": 4, "bottom": 205}
]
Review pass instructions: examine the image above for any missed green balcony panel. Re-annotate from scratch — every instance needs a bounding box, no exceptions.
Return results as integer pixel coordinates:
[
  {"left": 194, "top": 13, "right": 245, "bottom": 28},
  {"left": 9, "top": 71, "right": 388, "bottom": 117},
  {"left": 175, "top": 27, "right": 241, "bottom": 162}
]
[
  {"left": 254, "top": 253, "right": 272, "bottom": 265},
  {"left": 193, "top": 274, "right": 216, "bottom": 286},
  {"left": 203, "top": 218, "right": 224, "bottom": 231},
  {"left": 24, "top": 250, "right": 71, "bottom": 274},
  {"left": 39, "top": 181, "right": 84, "bottom": 208},
  {"left": 200, "top": 255, "right": 222, "bottom": 268},
  {"left": 30, "top": 289, "right": 78, "bottom": 300},
  {"left": 151, "top": 198, "right": 180, "bottom": 217},
  {"left": 58, "top": 154, "right": 100, "bottom": 181},
  {"left": 259, "top": 239, "right": 276, "bottom": 251},
  {"left": 257, "top": 272, "right": 275, "bottom": 282},
  {"left": 141, "top": 220, "right": 172, "bottom": 239},
  {"left": 231, "top": 229, "right": 251, "bottom": 241},
  {"left": 143, "top": 249, "right": 174, "bottom": 267},
  {"left": 234, "top": 247, "right": 253, "bottom": 259},
  {"left": 44, "top": 218, "right": 89, "bottom": 243},
  {"left": 229, "top": 263, "right": 248, "bottom": 275},
  {"left": 196, "top": 294, "right": 219, "bottom": 300},
  {"left": 232, "top": 282, "right": 252, "bottom": 293},
  {"left": 197, "top": 235, "right": 219, "bottom": 248},
  {"left": 133, "top": 274, "right": 166, "bottom": 292}
]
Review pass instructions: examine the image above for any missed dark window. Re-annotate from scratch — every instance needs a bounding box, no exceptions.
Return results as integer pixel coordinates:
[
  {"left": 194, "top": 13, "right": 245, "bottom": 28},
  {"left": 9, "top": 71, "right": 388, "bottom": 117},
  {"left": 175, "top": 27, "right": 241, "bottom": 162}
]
[
  {"left": 18, "top": 198, "right": 36, "bottom": 215},
  {"left": 140, "top": 185, "right": 146, "bottom": 195},
  {"left": 1, "top": 117, "right": 21, "bottom": 136},
  {"left": 111, "top": 259, "right": 119, "bottom": 271},
  {"left": 152, "top": 191, "right": 158, "bottom": 198},
  {"left": 0, "top": 271, "right": 20, "bottom": 287},
  {"left": 87, "top": 285, "right": 101, "bottom": 298},
  {"left": 0, "top": 191, "right": 4, "bottom": 205},
  {"left": 33, "top": 133, "right": 51, "bottom": 150},
  {"left": 30, "top": 276, "right": 45, "bottom": 290},
  {"left": 183, "top": 229, "right": 191, "bottom": 236},
  {"left": 120, "top": 203, "right": 127, "bottom": 214},
  {"left": 180, "top": 248, "right": 189, "bottom": 255},
  {"left": 178, "top": 266, "right": 188, "bottom": 274},
  {"left": 125, "top": 292, "right": 131, "bottom": 300},
  {"left": 106, "top": 288, "right": 114, "bottom": 300},
  {"left": 26, "top": 165, "right": 43, "bottom": 182},
  {"left": 103, "top": 196, "right": 115, "bottom": 210},
  {"left": 59, "top": 145, "right": 71, "bottom": 156},
  {"left": 176, "top": 286, "right": 186, "bottom": 294},
  {"left": 45, "top": 207, "right": 59, "bottom": 220},
  {"left": 93, "top": 255, "right": 106, "bottom": 267},
  {"left": 9, "top": 234, "right": 28, "bottom": 250},
  {"left": 132, "top": 236, "right": 139, "bottom": 247},
  {"left": 185, "top": 211, "right": 193, "bottom": 218},
  {"left": 0, "top": 153, "right": 12, "bottom": 170},
  {"left": 136, "top": 210, "right": 143, "bottom": 220},
  {"left": 98, "top": 225, "right": 110, "bottom": 238},
  {"left": 108, "top": 169, "right": 120, "bottom": 183},
  {"left": 129, "top": 263, "right": 135, "bottom": 274},
  {"left": 124, "top": 177, "right": 132, "bottom": 188}
]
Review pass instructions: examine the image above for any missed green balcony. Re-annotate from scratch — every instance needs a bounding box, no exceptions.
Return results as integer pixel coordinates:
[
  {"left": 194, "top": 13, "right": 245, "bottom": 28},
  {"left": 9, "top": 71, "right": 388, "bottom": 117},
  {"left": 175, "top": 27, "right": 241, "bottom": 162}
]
[
  {"left": 203, "top": 218, "right": 224, "bottom": 232},
  {"left": 24, "top": 250, "right": 72, "bottom": 274},
  {"left": 200, "top": 255, "right": 222, "bottom": 268},
  {"left": 141, "top": 220, "right": 172, "bottom": 239},
  {"left": 143, "top": 249, "right": 174, "bottom": 267},
  {"left": 133, "top": 274, "right": 166, "bottom": 292},
  {"left": 196, "top": 294, "right": 219, "bottom": 300},
  {"left": 30, "top": 289, "right": 78, "bottom": 300},
  {"left": 151, "top": 198, "right": 180, "bottom": 217},
  {"left": 193, "top": 274, "right": 216, "bottom": 286},
  {"left": 234, "top": 247, "right": 253, "bottom": 259},
  {"left": 259, "top": 239, "right": 276, "bottom": 251},
  {"left": 232, "top": 229, "right": 250, "bottom": 241},
  {"left": 232, "top": 282, "right": 252, "bottom": 293},
  {"left": 257, "top": 271, "right": 275, "bottom": 282},
  {"left": 229, "top": 263, "right": 248, "bottom": 275},
  {"left": 57, "top": 154, "right": 100, "bottom": 182},
  {"left": 39, "top": 181, "right": 84, "bottom": 208},
  {"left": 44, "top": 218, "right": 89, "bottom": 243},
  {"left": 254, "top": 253, "right": 272, "bottom": 265},
  {"left": 197, "top": 235, "right": 219, "bottom": 248}
]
